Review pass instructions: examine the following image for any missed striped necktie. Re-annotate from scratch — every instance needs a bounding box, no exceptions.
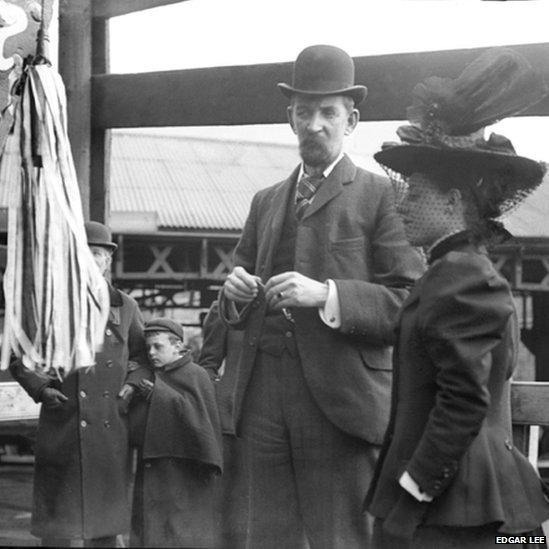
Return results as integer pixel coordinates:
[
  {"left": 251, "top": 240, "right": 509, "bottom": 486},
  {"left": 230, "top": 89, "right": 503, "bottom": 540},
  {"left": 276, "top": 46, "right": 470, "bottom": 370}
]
[{"left": 295, "top": 174, "right": 324, "bottom": 221}]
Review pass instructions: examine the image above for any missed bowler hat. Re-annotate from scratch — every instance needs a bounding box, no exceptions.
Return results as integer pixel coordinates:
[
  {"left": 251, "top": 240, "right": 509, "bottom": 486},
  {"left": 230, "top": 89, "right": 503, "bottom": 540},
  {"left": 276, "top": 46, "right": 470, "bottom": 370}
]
[
  {"left": 85, "top": 221, "right": 117, "bottom": 251},
  {"left": 278, "top": 44, "right": 367, "bottom": 105},
  {"left": 144, "top": 318, "right": 184, "bottom": 341}
]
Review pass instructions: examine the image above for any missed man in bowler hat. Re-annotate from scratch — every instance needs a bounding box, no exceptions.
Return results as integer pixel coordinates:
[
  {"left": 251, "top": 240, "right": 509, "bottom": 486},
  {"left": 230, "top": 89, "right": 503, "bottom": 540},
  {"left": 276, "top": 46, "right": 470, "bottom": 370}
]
[
  {"left": 10, "top": 221, "right": 148, "bottom": 547},
  {"left": 219, "top": 45, "right": 424, "bottom": 547}
]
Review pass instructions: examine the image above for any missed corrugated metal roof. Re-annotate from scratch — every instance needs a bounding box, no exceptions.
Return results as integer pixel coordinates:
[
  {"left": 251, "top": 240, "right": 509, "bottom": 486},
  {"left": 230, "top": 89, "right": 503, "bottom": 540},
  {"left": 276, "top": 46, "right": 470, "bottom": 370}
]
[
  {"left": 0, "top": 130, "right": 548, "bottom": 237},
  {"left": 110, "top": 132, "right": 299, "bottom": 231}
]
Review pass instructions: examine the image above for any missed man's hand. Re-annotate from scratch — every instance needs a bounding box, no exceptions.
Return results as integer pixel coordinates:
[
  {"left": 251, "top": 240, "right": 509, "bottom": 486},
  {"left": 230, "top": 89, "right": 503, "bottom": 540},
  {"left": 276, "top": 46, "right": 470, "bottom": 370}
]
[
  {"left": 223, "top": 266, "right": 261, "bottom": 303},
  {"left": 118, "top": 384, "right": 136, "bottom": 414},
  {"left": 40, "top": 387, "right": 68, "bottom": 409},
  {"left": 265, "top": 272, "right": 329, "bottom": 310},
  {"left": 118, "top": 384, "right": 135, "bottom": 402},
  {"left": 138, "top": 379, "right": 155, "bottom": 400}
]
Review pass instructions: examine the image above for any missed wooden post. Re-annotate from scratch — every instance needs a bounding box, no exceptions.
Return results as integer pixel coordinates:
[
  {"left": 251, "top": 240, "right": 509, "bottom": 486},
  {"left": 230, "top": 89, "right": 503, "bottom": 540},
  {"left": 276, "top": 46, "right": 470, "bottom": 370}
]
[
  {"left": 90, "top": 16, "right": 110, "bottom": 224},
  {"left": 58, "top": 0, "right": 92, "bottom": 219},
  {"left": 533, "top": 293, "right": 549, "bottom": 381}
]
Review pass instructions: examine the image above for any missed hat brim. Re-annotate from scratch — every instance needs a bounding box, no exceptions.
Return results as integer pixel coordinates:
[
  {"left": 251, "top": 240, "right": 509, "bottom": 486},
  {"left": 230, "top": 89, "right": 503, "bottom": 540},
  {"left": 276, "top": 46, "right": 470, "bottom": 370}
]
[
  {"left": 374, "top": 144, "right": 545, "bottom": 189},
  {"left": 277, "top": 83, "right": 367, "bottom": 105},
  {"left": 87, "top": 241, "right": 118, "bottom": 251}
]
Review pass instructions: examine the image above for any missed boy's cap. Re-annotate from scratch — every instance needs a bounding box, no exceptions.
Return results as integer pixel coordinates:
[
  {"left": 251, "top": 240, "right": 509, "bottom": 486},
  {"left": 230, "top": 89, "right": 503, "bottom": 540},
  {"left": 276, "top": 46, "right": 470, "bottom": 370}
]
[{"left": 144, "top": 318, "right": 184, "bottom": 341}]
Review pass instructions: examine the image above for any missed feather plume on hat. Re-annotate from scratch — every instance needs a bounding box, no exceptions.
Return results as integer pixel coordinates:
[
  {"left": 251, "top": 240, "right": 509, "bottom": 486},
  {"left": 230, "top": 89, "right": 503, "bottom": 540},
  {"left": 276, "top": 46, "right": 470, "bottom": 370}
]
[
  {"left": 375, "top": 47, "right": 548, "bottom": 236},
  {"left": 406, "top": 48, "right": 546, "bottom": 139}
]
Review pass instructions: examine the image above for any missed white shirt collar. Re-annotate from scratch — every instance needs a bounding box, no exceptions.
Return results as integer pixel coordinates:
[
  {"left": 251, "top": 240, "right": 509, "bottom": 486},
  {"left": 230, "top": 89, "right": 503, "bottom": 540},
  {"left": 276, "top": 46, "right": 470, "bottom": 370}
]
[{"left": 297, "top": 151, "right": 345, "bottom": 181}]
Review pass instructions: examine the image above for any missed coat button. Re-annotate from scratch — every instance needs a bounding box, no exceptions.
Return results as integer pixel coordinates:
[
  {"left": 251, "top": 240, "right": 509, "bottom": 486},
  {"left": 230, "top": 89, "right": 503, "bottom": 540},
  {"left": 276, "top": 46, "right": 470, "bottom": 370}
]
[
  {"left": 505, "top": 439, "right": 513, "bottom": 450},
  {"left": 79, "top": 390, "right": 87, "bottom": 398},
  {"left": 80, "top": 420, "right": 87, "bottom": 428},
  {"left": 145, "top": 462, "right": 151, "bottom": 469},
  {"left": 105, "top": 328, "right": 112, "bottom": 336},
  {"left": 285, "top": 331, "right": 293, "bottom": 338},
  {"left": 103, "top": 390, "right": 110, "bottom": 398},
  {"left": 104, "top": 420, "right": 111, "bottom": 428},
  {"left": 106, "top": 360, "right": 113, "bottom": 368},
  {"left": 433, "top": 481, "right": 442, "bottom": 490}
]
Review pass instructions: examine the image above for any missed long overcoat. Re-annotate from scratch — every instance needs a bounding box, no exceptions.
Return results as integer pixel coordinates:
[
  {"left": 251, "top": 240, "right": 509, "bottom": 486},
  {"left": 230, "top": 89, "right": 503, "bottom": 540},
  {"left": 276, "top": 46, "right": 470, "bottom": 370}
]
[
  {"left": 220, "top": 154, "right": 425, "bottom": 444},
  {"left": 10, "top": 286, "right": 147, "bottom": 540},
  {"left": 365, "top": 235, "right": 549, "bottom": 540}
]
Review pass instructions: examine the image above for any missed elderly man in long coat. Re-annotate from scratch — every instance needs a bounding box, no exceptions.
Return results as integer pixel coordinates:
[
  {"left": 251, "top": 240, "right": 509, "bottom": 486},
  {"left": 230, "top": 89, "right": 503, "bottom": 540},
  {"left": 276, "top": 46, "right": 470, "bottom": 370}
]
[
  {"left": 220, "top": 45, "right": 425, "bottom": 548},
  {"left": 10, "top": 221, "right": 148, "bottom": 547}
]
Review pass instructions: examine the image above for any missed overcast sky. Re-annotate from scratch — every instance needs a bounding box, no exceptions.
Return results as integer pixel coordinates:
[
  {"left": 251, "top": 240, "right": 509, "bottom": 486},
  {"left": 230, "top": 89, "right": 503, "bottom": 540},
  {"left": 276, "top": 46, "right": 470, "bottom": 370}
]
[
  {"left": 107, "top": 0, "right": 549, "bottom": 170},
  {"left": 109, "top": 0, "right": 549, "bottom": 72}
]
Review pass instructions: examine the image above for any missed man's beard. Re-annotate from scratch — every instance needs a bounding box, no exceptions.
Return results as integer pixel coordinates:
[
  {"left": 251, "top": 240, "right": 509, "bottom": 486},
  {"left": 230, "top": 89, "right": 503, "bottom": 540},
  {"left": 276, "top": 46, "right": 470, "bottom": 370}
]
[{"left": 298, "top": 138, "right": 333, "bottom": 167}]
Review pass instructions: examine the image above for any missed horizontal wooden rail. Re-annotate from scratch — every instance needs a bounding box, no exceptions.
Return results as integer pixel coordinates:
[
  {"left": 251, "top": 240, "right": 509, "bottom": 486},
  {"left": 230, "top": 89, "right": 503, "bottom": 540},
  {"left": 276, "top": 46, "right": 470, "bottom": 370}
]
[
  {"left": 512, "top": 381, "right": 549, "bottom": 426},
  {"left": 91, "top": 42, "right": 549, "bottom": 129},
  {"left": 92, "top": 0, "right": 187, "bottom": 19}
]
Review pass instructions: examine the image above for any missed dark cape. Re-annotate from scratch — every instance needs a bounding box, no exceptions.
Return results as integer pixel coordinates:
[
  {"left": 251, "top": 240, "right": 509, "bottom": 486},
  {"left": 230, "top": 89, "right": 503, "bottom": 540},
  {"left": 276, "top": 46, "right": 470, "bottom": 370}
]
[{"left": 129, "top": 351, "right": 223, "bottom": 548}]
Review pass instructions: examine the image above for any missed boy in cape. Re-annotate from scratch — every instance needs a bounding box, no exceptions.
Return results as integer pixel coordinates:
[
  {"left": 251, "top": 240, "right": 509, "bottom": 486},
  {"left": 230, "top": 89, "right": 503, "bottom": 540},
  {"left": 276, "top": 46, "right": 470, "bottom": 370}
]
[{"left": 124, "top": 318, "right": 223, "bottom": 548}]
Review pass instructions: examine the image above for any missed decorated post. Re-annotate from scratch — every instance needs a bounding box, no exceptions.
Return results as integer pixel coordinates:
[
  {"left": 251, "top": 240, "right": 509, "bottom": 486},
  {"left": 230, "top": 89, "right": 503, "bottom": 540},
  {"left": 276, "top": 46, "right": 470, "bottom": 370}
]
[{"left": 0, "top": 0, "right": 109, "bottom": 378}]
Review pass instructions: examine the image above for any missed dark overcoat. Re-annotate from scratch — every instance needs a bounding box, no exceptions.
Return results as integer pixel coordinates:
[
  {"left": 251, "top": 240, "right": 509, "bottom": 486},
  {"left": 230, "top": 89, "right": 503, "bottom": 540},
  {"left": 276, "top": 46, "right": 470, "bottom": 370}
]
[
  {"left": 129, "top": 353, "right": 223, "bottom": 548},
  {"left": 10, "top": 286, "right": 147, "bottom": 540},
  {"left": 198, "top": 300, "right": 244, "bottom": 435},
  {"left": 366, "top": 236, "right": 549, "bottom": 540},
  {"left": 220, "top": 155, "right": 425, "bottom": 444}
]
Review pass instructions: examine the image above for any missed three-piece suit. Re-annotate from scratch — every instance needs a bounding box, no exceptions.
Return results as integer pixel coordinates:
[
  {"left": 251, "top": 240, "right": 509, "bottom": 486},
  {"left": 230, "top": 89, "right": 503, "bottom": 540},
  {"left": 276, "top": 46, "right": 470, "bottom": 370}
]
[{"left": 220, "top": 154, "right": 424, "bottom": 547}]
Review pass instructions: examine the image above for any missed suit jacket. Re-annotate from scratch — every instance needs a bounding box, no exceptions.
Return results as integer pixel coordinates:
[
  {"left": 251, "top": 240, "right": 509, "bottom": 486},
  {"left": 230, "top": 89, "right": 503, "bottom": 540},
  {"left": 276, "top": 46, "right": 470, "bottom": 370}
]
[
  {"left": 365, "top": 236, "right": 549, "bottom": 538},
  {"left": 220, "top": 154, "right": 424, "bottom": 443},
  {"left": 10, "top": 285, "right": 148, "bottom": 540}
]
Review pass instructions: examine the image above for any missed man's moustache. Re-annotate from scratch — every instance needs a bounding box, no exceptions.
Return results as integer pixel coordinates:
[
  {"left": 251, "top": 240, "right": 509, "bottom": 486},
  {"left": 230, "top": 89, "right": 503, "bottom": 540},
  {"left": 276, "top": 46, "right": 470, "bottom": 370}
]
[{"left": 301, "top": 138, "right": 324, "bottom": 148}]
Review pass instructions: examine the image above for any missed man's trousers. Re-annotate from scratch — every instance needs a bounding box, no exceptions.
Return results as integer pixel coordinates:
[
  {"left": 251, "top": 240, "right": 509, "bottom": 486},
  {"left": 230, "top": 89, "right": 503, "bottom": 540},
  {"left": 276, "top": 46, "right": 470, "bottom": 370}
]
[{"left": 240, "top": 347, "right": 379, "bottom": 549}]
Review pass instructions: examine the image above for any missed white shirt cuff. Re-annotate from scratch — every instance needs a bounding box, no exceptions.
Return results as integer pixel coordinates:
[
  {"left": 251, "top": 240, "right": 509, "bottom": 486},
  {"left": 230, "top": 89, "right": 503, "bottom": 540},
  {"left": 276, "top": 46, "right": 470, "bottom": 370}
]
[
  {"left": 319, "top": 279, "right": 341, "bottom": 329},
  {"left": 399, "top": 471, "right": 434, "bottom": 502}
]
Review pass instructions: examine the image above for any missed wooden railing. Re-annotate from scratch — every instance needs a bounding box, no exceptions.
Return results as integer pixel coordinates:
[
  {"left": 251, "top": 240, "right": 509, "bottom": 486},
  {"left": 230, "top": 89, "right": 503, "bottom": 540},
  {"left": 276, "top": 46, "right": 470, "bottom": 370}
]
[{"left": 511, "top": 381, "right": 549, "bottom": 467}]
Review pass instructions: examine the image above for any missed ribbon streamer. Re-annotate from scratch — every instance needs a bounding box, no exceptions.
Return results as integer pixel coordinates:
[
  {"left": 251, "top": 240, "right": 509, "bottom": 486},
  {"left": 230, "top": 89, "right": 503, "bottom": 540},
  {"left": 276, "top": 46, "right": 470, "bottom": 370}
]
[{"left": 0, "top": 63, "right": 109, "bottom": 377}]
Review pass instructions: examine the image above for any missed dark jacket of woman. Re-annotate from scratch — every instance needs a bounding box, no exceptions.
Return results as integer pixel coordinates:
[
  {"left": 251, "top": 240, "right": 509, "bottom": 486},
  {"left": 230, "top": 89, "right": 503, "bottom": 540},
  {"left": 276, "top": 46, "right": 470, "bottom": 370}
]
[
  {"left": 9, "top": 286, "right": 147, "bottom": 540},
  {"left": 366, "top": 233, "right": 549, "bottom": 539}
]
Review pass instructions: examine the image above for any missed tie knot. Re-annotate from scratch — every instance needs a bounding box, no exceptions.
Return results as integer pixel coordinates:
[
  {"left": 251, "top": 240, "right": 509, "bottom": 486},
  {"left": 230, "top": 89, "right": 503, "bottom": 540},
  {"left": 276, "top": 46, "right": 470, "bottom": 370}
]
[
  {"left": 295, "top": 174, "right": 324, "bottom": 220},
  {"left": 297, "top": 174, "right": 324, "bottom": 201}
]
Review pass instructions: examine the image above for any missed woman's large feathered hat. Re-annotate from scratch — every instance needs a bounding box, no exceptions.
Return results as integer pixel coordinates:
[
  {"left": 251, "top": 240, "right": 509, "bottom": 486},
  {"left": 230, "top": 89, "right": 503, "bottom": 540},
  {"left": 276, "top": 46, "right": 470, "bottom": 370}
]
[{"left": 375, "top": 48, "right": 548, "bottom": 216}]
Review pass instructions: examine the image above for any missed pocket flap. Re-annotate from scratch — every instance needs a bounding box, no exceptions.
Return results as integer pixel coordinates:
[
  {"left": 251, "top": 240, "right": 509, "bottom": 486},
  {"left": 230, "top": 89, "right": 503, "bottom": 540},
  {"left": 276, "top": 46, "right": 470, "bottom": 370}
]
[{"left": 360, "top": 347, "right": 393, "bottom": 371}]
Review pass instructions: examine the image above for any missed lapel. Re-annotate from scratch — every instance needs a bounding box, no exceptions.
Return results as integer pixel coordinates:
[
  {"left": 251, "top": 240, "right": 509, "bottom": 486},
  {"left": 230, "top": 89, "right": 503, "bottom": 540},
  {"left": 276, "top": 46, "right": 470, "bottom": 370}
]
[
  {"left": 301, "top": 154, "right": 356, "bottom": 221},
  {"left": 257, "top": 165, "right": 299, "bottom": 280}
]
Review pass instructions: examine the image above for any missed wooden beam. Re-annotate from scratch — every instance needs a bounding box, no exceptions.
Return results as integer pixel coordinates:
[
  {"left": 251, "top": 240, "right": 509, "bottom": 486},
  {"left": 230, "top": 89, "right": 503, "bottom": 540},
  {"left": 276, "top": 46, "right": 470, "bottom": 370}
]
[
  {"left": 91, "top": 42, "right": 549, "bottom": 129},
  {"left": 93, "top": 0, "right": 187, "bottom": 19},
  {"left": 533, "top": 294, "right": 549, "bottom": 381},
  {"left": 59, "top": 0, "right": 92, "bottom": 218},
  {"left": 511, "top": 381, "right": 549, "bottom": 426},
  {"left": 89, "top": 16, "right": 110, "bottom": 224}
]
